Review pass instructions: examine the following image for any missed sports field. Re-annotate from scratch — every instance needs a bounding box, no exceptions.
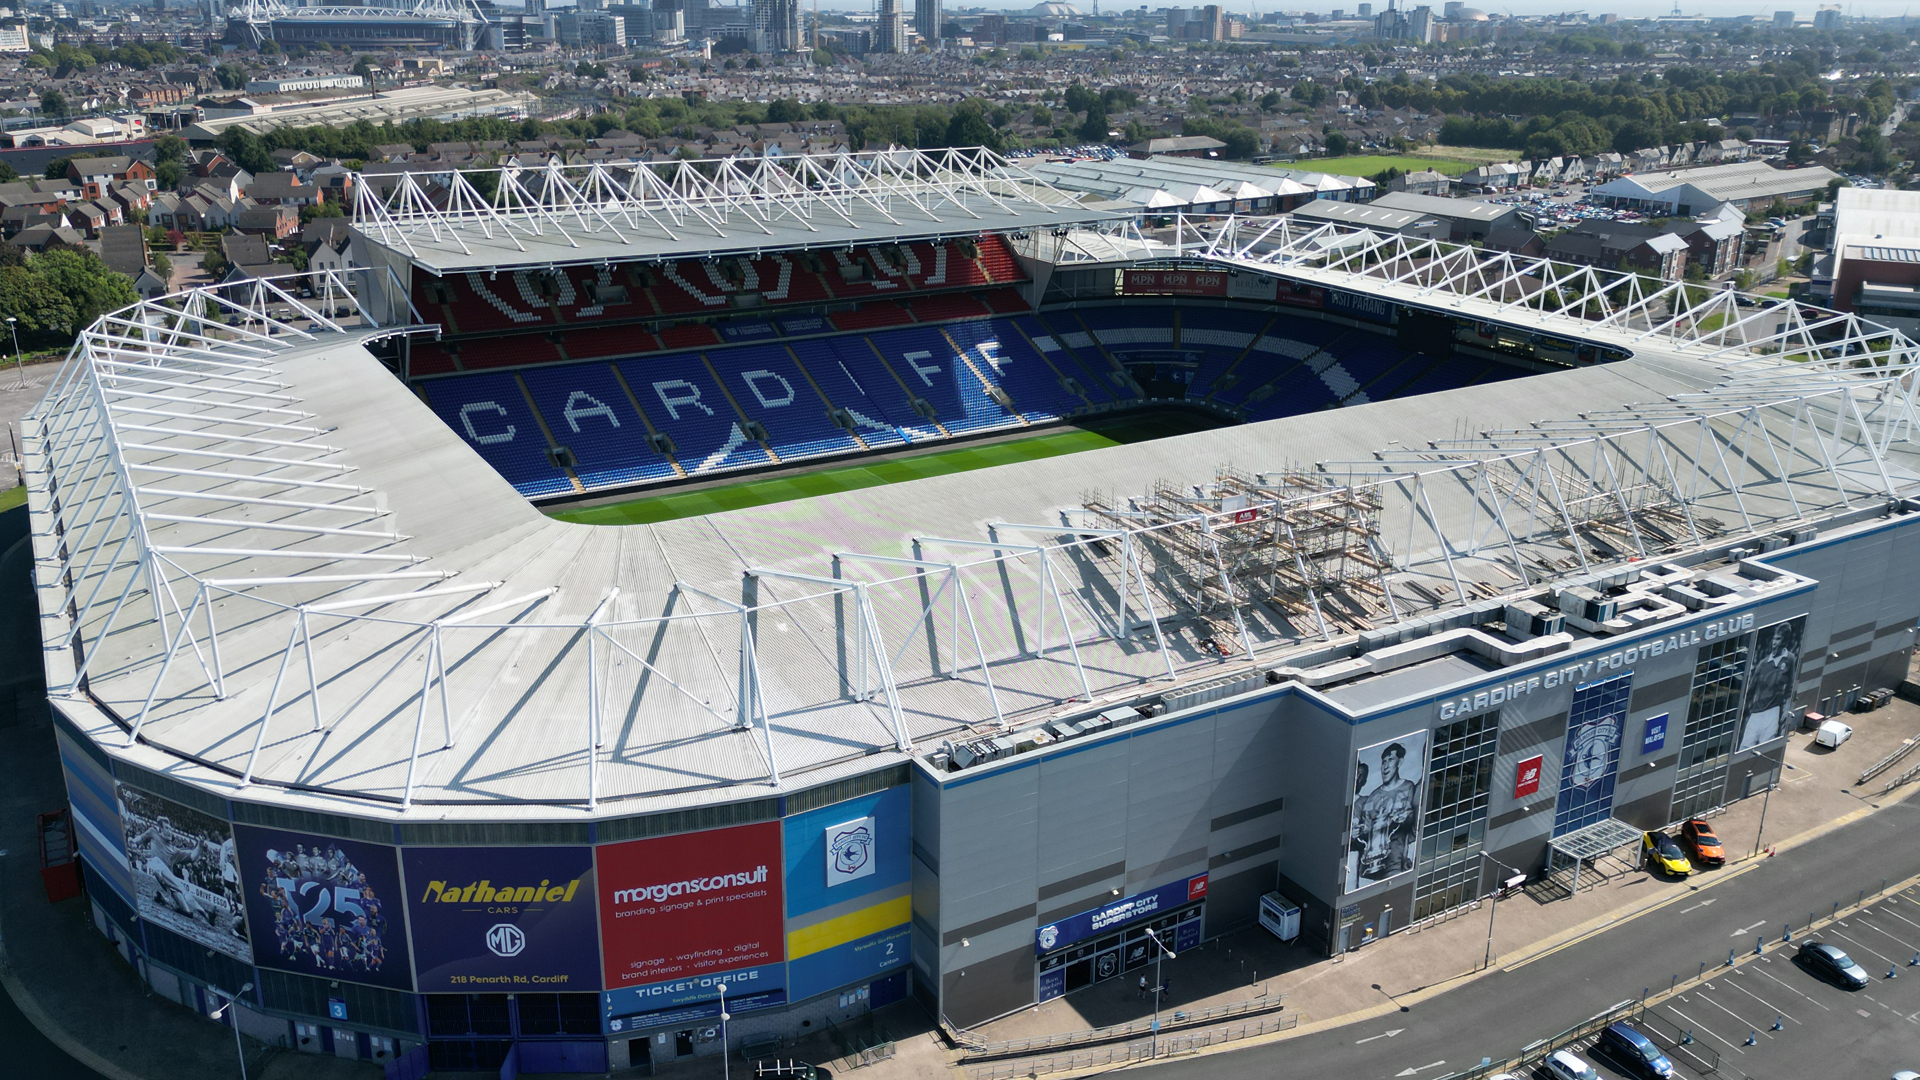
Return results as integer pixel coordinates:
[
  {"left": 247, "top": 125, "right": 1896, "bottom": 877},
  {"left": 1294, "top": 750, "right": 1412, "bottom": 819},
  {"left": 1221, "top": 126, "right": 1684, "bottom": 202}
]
[
  {"left": 549, "top": 410, "right": 1225, "bottom": 526},
  {"left": 1302, "top": 155, "right": 1477, "bottom": 178}
]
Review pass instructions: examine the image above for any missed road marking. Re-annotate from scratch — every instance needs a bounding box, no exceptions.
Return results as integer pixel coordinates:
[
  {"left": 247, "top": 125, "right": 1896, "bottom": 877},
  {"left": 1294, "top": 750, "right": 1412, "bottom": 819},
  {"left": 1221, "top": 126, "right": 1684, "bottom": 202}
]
[
  {"left": 1723, "top": 973, "right": 1798, "bottom": 1023},
  {"left": 1680, "top": 898, "right": 1719, "bottom": 914},
  {"left": 1394, "top": 1061, "right": 1445, "bottom": 1076},
  {"left": 1751, "top": 965, "right": 1829, "bottom": 1009},
  {"left": 1663, "top": 1005, "right": 1745, "bottom": 1054},
  {"left": 1875, "top": 904, "right": 1920, "bottom": 933},
  {"left": 1828, "top": 928, "right": 1896, "bottom": 967},
  {"left": 1697, "top": 990, "right": 1773, "bottom": 1039},
  {"left": 1859, "top": 1008, "right": 1874, "bottom": 1018},
  {"left": 1858, "top": 915, "right": 1920, "bottom": 955},
  {"left": 1355, "top": 1029, "right": 1404, "bottom": 1044},
  {"left": 1730, "top": 920, "right": 1768, "bottom": 937}
]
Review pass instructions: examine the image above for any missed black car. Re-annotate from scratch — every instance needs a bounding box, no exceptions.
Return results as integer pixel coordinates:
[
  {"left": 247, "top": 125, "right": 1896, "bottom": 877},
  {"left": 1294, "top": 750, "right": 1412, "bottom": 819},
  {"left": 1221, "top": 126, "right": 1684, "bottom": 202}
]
[{"left": 1796, "top": 941, "right": 1870, "bottom": 989}]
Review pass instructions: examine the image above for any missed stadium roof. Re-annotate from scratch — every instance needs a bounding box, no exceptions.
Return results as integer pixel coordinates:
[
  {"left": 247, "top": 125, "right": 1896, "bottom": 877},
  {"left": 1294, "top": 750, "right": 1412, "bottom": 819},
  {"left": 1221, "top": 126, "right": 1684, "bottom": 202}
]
[
  {"left": 1370, "top": 191, "right": 1516, "bottom": 222},
  {"left": 351, "top": 147, "right": 1118, "bottom": 275},
  {"left": 184, "top": 85, "right": 535, "bottom": 142},
  {"left": 25, "top": 215, "right": 1920, "bottom": 822}
]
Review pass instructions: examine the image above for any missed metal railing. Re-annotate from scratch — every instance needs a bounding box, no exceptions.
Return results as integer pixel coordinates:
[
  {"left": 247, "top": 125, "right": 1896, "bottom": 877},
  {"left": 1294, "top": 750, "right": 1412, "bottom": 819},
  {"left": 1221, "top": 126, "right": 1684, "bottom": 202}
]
[
  {"left": 960, "top": 1011, "right": 1297, "bottom": 1080},
  {"left": 1858, "top": 735, "right": 1919, "bottom": 785},
  {"left": 955, "top": 992, "right": 1285, "bottom": 1059}
]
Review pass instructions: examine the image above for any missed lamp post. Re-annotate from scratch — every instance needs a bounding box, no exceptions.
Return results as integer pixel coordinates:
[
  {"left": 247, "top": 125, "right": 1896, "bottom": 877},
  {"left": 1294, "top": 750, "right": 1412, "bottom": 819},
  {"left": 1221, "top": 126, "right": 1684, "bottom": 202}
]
[
  {"left": 717, "top": 981, "right": 730, "bottom": 1080},
  {"left": 1479, "top": 851, "right": 1522, "bottom": 972},
  {"left": 1143, "top": 927, "right": 1176, "bottom": 1060},
  {"left": 208, "top": 981, "right": 255, "bottom": 1080},
  {"left": 5, "top": 316, "right": 19, "bottom": 391},
  {"left": 1750, "top": 767, "right": 1775, "bottom": 859}
]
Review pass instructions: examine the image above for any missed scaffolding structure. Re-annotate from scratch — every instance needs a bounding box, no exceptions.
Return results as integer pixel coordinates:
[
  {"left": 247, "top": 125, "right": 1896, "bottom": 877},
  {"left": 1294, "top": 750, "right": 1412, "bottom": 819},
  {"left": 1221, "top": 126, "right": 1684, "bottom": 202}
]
[
  {"left": 1480, "top": 456, "right": 1723, "bottom": 569},
  {"left": 1079, "top": 466, "right": 1394, "bottom": 642}
]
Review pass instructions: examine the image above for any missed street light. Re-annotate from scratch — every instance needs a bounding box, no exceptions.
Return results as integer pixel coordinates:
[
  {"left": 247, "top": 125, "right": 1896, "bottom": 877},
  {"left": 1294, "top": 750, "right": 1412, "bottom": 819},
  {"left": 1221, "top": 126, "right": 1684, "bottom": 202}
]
[
  {"left": 1750, "top": 767, "right": 1776, "bottom": 859},
  {"left": 717, "top": 981, "right": 731, "bottom": 1080},
  {"left": 1478, "top": 851, "right": 1523, "bottom": 971},
  {"left": 1142, "top": 927, "right": 1175, "bottom": 1059},
  {"left": 208, "top": 981, "right": 255, "bottom": 1080},
  {"left": 5, "top": 316, "right": 20, "bottom": 391}
]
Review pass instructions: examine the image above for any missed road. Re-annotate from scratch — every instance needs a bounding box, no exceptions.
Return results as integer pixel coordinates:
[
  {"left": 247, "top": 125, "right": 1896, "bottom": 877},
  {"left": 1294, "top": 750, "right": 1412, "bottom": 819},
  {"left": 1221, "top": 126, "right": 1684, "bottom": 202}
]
[{"left": 1141, "top": 789, "right": 1920, "bottom": 1080}]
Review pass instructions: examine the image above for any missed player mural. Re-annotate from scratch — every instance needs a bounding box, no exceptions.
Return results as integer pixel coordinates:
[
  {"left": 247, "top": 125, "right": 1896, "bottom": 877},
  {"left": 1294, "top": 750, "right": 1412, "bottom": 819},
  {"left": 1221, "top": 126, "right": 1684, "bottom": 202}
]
[
  {"left": 117, "top": 784, "right": 249, "bottom": 961},
  {"left": 1739, "top": 615, "right": 1807, "bottom": 751},
  {"left": 233, "top": 824, "right": 413, "bottom": 992},
  {"left": 1345, "top": 731, "right": 1429, "bottom": 892}
]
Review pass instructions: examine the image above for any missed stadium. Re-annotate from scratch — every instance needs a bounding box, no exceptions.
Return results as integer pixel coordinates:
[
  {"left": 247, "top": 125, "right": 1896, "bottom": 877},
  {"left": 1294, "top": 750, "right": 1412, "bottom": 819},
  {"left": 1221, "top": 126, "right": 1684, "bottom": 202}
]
[{"left": 23, "top": 147, "right": 1920, "bottom": 1074}]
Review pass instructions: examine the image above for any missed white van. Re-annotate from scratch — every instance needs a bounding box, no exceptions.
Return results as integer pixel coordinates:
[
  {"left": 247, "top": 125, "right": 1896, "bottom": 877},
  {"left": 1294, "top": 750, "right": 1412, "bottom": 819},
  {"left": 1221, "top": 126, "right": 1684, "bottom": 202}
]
[{"left": 1814, "top": 719, "right": 1853, "bottom": 748}]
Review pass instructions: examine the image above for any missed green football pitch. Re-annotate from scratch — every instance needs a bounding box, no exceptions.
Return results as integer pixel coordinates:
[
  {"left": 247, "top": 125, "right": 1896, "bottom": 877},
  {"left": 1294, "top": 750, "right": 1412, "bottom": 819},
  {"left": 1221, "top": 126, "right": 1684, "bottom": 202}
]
[{"left": 548, "top": 410, "right": 1226, "bottom": 527}]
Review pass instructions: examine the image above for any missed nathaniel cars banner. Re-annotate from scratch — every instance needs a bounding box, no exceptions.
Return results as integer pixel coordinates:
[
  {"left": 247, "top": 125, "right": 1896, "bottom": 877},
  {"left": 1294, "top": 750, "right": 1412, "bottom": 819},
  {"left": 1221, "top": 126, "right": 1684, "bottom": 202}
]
[
  {"left": 597, "top": 821, "right": 786, "bottom": 1023},
  {"left": 234, "top": 824, "right": 414, "bottom": 991},
  {"left": 402, "top": 846, "right": 600, "bottom": 993}
]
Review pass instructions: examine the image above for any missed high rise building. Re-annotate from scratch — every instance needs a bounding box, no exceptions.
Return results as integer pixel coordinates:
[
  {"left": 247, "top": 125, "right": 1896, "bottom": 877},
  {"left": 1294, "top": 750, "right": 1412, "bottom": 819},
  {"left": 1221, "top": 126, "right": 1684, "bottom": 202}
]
[
  {"left": 753, "top": 0, "right": 800, "bottom": 50},
  {"left": 913, "top": 0, "right": 939, "bottom": 45},
  {"left": 1357, "top": 2, "right": 1371, "bottom": 14},
  {"left": 1812, "top": 4, "right": 1839, "bottom": 27},
  {"left": 1772, "top": 9, "right": 1793, "bottom": 26},
  {"left": 876, "top": 0, "right": 905, "bottom": 51}
]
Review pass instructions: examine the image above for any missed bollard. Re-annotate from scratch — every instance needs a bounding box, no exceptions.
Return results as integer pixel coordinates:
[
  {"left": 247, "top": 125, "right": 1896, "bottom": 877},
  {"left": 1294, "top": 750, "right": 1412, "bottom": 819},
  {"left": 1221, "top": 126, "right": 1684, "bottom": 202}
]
[
  {"left": 1755, "top": 935, "right": 1764, "bottom": 955},
  {"left": 1670, "top": 974, "right": 1678, "bottom": 994},
  {"left": 1890, "top": 965, "right": 1900, "bottom": 979},
  {"left": 1728, "top": 949, "right": 1737, "bottom": 967},
  {"left": 1698, "top": 961, "right": 1707, "bottom": 980},
  {"left": 1910, "top": 952, "right": 1919, "bottom": 967},
  {"left": 1745, "top": 1031, "right": 1757, "bottom": 1046},
  {"left": 1771, "top": 1014, "right": 1782, "bottom": 1031},
  {"left": 1681, "top": 1030, "right": 1693, "bottom": 1046},
  {"left": 1784, "top": 923, "right": 1792, "bottom": 942}
]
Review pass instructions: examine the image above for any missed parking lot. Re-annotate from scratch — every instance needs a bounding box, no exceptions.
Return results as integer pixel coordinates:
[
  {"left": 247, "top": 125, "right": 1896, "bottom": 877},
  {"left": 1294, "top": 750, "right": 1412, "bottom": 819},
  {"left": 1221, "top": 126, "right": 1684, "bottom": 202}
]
[{"left": 1520, "top": 882, "right": 1920, "bottom": 1080}]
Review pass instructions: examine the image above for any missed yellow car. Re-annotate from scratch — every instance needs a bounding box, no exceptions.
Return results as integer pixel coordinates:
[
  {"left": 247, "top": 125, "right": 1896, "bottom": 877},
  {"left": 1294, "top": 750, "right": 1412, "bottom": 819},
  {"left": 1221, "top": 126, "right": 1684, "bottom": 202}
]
[{"left": 1642, "top": 831, "right": 1693, "bottom": 877}]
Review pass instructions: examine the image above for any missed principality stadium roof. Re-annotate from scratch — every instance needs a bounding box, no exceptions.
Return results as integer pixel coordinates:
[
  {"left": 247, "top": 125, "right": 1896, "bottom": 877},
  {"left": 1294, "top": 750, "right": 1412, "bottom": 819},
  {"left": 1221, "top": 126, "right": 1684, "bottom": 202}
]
[
  {"left": 352, "top": 147, "right": 1117, "bottom": 276},
  {"left": 24, "top": 183, "right": 1920, "bottom": 822}
]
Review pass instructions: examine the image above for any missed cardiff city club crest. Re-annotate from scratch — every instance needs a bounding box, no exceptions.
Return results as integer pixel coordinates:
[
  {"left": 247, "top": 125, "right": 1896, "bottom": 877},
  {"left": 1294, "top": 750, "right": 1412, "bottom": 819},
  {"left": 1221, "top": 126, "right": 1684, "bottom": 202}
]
[
  {"left": 1568, "top": 714, "right": 1621, "bottom": 790},
  {"left": 1038, "top": 924, "right": 1060, "bottom": 952},
  {"left": 824, "top": 815, "right": 877, "bottom": 887}
]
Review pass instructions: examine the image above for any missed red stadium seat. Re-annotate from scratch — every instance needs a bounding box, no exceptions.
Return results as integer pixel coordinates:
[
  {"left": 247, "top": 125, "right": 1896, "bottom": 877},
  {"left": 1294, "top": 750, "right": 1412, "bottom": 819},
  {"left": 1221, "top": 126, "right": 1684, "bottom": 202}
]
[
  {"left": 829, "top": 301, "right": 914, "bottom": 331},
  {"left": 659, "top": 323, "right": 722, "bottom": 349},
  {"left": 976, "top": 235, "right": 1026, "bottom": 283},
  {"left": 905, "top": 294, "right": 992, "bottom": 323}
]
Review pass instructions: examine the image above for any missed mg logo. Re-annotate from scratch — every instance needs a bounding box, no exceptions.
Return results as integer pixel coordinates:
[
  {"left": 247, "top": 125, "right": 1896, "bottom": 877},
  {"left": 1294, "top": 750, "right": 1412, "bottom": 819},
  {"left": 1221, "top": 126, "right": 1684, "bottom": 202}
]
[{"left": 486, "top": 923, "right": 526, "bottom": 958}]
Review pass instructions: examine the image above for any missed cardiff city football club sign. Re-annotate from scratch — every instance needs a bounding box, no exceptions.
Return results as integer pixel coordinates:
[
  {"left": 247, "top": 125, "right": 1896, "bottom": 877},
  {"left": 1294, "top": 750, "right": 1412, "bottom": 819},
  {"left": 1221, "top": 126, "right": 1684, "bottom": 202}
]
[{"left": 824, "top": 816, "right": 876, "bottom": 887}]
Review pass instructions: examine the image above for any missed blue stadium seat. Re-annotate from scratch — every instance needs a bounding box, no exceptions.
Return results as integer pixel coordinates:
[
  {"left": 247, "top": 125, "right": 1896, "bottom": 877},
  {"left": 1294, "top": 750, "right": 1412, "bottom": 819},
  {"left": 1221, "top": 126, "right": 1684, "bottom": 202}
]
[
  {"left": 943, "top": 320, "right": 1081, "bottom": 422},
  {"left": 784, "top": 338, "right": 910, "bottom": 447},
  {"left": 616, "top": 352, "right": 772, "bottom": 476},
  {"left": 520, "top": 365, "right": 676, "bottom": 489},
  {"left": 420, "top": 373, "right": 573, "bottom": 498},
  {"left": 1015, "top": 314, "right": 1131, "bottom": 402},
  {"left": 816, "top": 336, "right": 945, "bottom": 443},
  {"left": 864, "top": 327, "right": 1021, "bottom": 435},
  {"left": 706, "top": 344, "right": 862, "bottom": 460}
]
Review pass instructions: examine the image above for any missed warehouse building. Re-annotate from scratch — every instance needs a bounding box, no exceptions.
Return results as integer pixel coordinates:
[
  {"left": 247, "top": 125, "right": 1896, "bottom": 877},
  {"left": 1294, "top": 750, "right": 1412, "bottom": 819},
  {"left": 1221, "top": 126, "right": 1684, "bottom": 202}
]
[{"left": 1587, "top": 160, "right": 1843, "bottom": 216}]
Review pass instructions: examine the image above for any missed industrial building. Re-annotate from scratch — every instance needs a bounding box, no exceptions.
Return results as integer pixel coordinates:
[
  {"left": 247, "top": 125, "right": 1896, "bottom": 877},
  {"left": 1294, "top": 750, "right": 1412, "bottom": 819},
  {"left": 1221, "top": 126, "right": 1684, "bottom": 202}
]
[
  {"left": 23, "top": 148, "right": 1920, "bottom": 1074},
  {"left": 1587, "top": 160, "right": 1843, "bottom": 216}
]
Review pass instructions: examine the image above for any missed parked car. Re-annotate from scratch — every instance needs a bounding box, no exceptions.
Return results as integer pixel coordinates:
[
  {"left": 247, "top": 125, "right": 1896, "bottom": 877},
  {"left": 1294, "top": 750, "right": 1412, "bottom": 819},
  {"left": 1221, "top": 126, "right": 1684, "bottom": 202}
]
[
  {"left": 1545, "top": 1048, "right": 1599, "bottom": 1080},
  {"left": 1796, "top": 940, "right": 1871, "bottom": 989},
  {"left": 1598, "top": 1021, "right": 1675, "bottom": 1079},
  {"left": 1679, "top": 819, "right": 1725, "bottom": 867},
  {"left": 1642, "top": 831, "right": 1693, "bottom": 877}
]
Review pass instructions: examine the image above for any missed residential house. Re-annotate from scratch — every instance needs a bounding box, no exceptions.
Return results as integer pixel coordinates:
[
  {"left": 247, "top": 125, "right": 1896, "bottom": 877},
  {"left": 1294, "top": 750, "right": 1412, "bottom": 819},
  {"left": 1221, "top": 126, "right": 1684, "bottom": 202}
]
[
  {"left": 1386, "top": 168, "right": 1451, "bottom": 197},
  {"left": 7, "top": 223, "right": 83, "bottom": 250},
  {"left": 304, "top": 219, "right": 355, "bottom": 275},
  {"left": 309, "top": 163, "right": 356, "bottom": 207},
  {"left": 1459, "top": 161, "right": 1529, "bottom": 190},
  {"left": 1544, "top": 222, "right": 1689, "bottom": 279},
  {"left": 65, "top": 155, "right": 156, "bottom": 199},
  {"left": 233, "top": 204, "right": 298, "bottom": 239},
  {"left": 220, "top": 233, "right": 273, "bottom": 267},
  {"left": 98, "top": 223, "right": 149, "bottom": 281},
  {"left": 243, "top": 171, "right": 315, "bottom": 207}
]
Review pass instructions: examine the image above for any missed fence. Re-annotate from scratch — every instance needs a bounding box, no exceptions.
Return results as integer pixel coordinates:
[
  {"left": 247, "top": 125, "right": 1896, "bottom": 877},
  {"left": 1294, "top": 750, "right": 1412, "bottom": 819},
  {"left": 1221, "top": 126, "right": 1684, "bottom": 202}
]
[
  {"left": 954, "top": 992, "right": 1286, "bottom": 1059},
  {"left": 1635, "top": 1004, "right": 1724, "bottom": 1075},
  {"left": 960, "top": 1011, "right": 1297, "bottom": 1079},
  {"left": 1858, "top": 736, "right": 1920, "bottom": 785}
]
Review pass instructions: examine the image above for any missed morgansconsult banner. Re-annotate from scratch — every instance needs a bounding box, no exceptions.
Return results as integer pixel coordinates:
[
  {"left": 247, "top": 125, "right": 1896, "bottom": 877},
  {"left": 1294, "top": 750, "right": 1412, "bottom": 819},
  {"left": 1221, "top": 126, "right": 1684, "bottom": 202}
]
[
  {"left": 597, "top": 822, "right": 786, "bottom": 1019},
  {"left": 401, "top": 846, "right": 601, "bottom": 992}
]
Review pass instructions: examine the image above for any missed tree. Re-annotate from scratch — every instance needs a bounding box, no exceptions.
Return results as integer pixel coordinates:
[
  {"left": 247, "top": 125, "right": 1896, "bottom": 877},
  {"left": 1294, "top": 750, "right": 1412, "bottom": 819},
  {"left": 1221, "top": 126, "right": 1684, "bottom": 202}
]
[
  {"left": 1078, "top": 104, "right": 1110, "bottom": 144},
  {"left": 214, "top": 63, "right": 248, "bottom": 90},
  {"left": 33, "top": 248, "right": 139, "bottom": 335},
  {"left": 0, "top": 162, "right": 16, "bottom": 184},
  {"left": 151, "top": 252, "right": 172, "bottom": 284},
  {"left": 766, "top": 98, "right": 804, "bottom": 123},
  {"left": 154, "top": 134, "right": 186, "bottom": 165},
  {"left": 156, "top": 160, "right": 183, "bottom": 190},
  {"left": 258, "top": 39, "right": 281, "bottom": 56},
  {"left": 39, "top": 90, "right": 67, "bottom": 117},
  {"left": 200, "top": 244, "right": 229, "bottom": 281},
  {"left": 1324, "top": 130, "right": 1350, "bottom": 156},
  {"left": 216, "top": 128, "right": 275, "bottom": 176},
  {"left": 300, "top": 200, "right": 345, "bottom": 223}
]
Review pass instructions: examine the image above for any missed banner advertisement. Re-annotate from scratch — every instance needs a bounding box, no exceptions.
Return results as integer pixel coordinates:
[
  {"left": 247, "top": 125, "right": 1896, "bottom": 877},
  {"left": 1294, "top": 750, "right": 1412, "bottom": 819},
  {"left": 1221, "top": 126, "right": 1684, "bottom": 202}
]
[
  {"left": 1642, "top": 714, "right": 1670, "bottom": 755},
  {"left": 1034, "top": 874, "right": 1207, "bottom": 955},
  {"left": 598, "top": 821, "right": 786, "bottom": 1021},
  {"left": 1120, "top": 269, "right": 1229, "bottom": 297},
  {"left": 1739, "top": 616, "right": 1806, "bottom": 751},
  {"left": 1225, "top": 273, "right": 1279, "bottom": 302},
  {"left": 1512, "top": 755, "right": 1544, "bottom": 799},
  {"left": 58, "top": 730, "right": 133, "bottom": 909},
  {"left": 118, "top": 783, "right": 250, "bottom": 961},
  {"left": 1274, "top": 282, "right": 1327, "bottom": 310},
  {"left": 234, "top": 824, "right": 413, "bottom": 991},
  {"left": 1326, "top": 289, "right": 1396, "bottom": 325},
  {"left": 1552, "top": 674, "right": 1632, "bottom": 835},
  {"left": 784, "top": 786, "right": 911, "bottom": 1003},
  {"left": 1345, "top": 731, "right": 1428, "bottom": 893},
  {"left": 401, "top": 846, "right": 601, "bottom": 992}
]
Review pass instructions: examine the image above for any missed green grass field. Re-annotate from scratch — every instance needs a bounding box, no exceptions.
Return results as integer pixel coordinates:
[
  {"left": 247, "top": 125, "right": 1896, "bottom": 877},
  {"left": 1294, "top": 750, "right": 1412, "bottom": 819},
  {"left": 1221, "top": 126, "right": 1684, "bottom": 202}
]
[
  {"left": 0, "top": 484, "right": 24, "bottom": 512},
  {"left": 1302, "top": 155, "right": 1478, "bottom": 178},
  {"left": 549, "top": 411, "right": 1223, "bottom": 527}
]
